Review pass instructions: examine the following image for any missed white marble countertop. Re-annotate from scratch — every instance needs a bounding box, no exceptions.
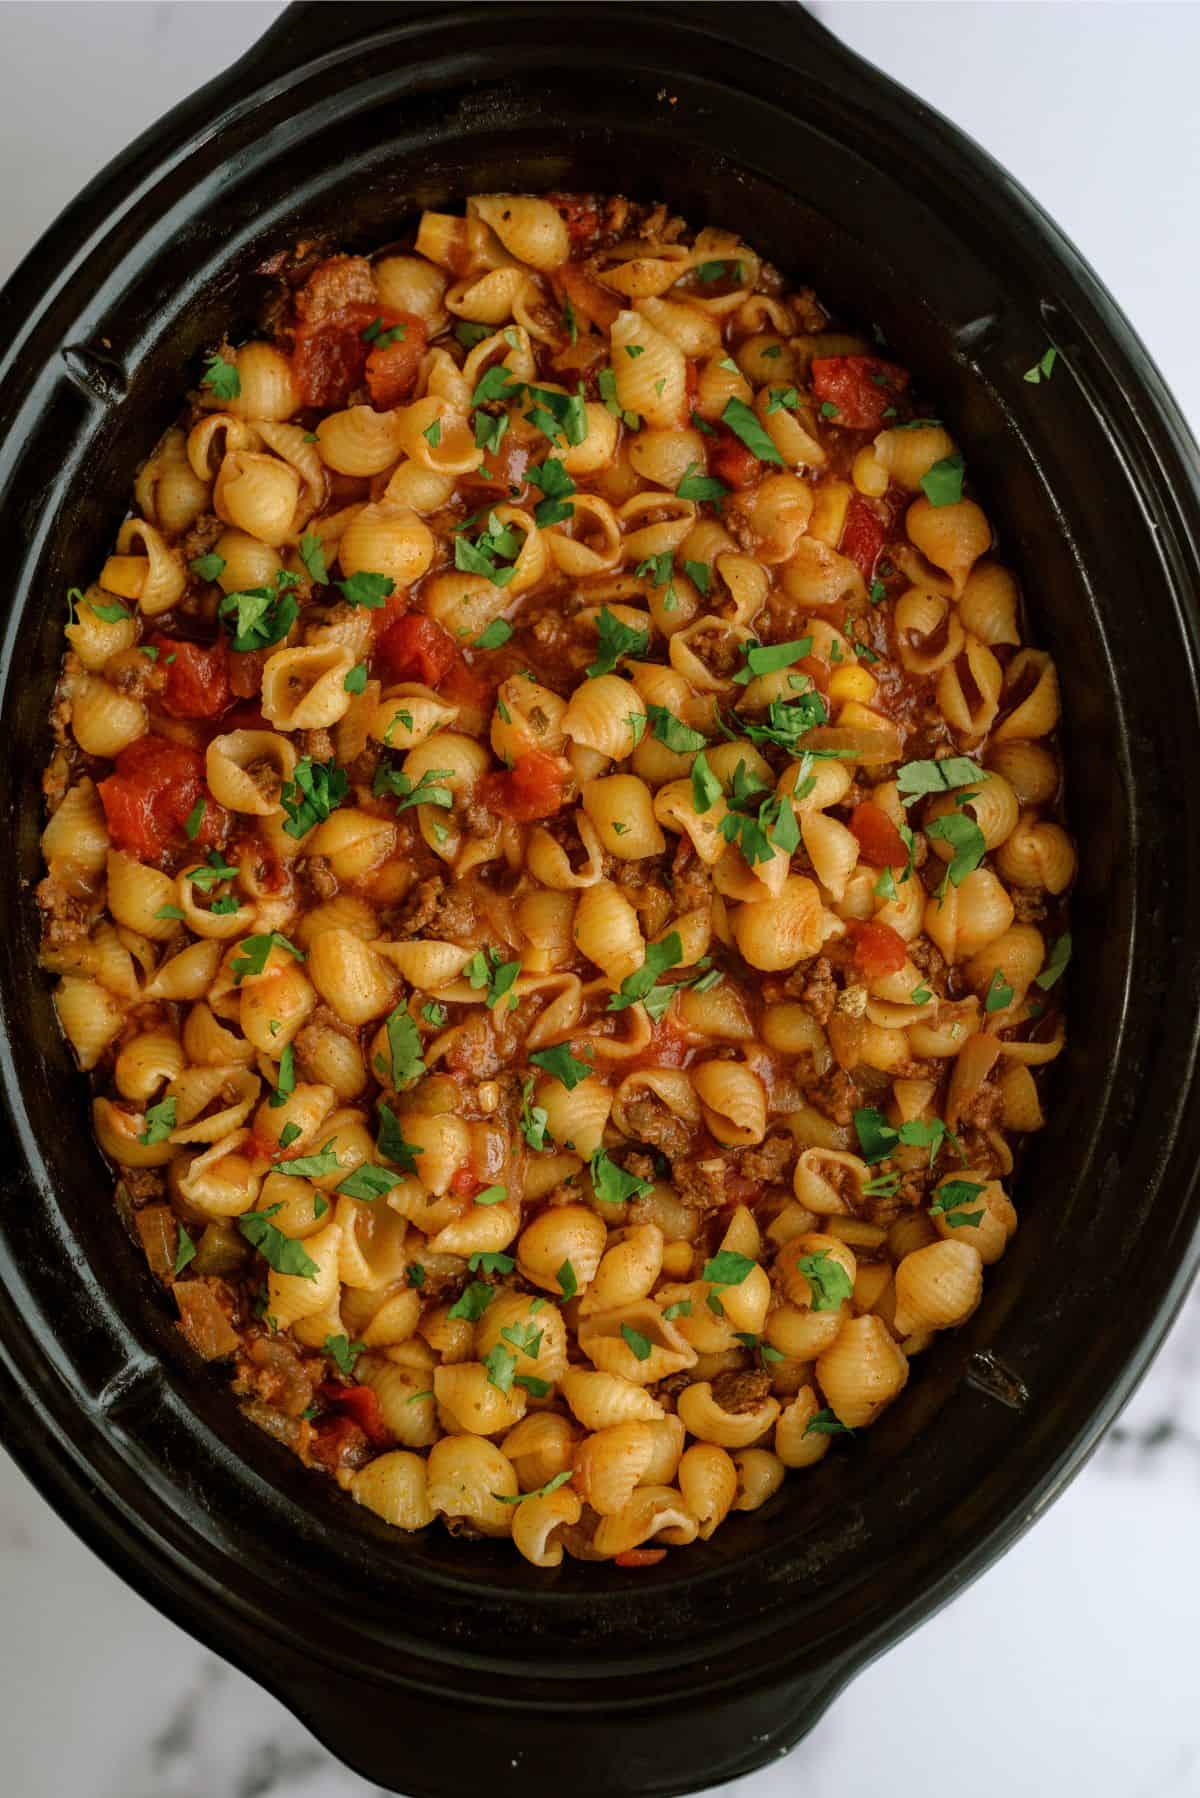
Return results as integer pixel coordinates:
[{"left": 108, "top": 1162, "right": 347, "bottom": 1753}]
[{"left": 2, "top": 5, "right": 1199, "bottom": 1796}]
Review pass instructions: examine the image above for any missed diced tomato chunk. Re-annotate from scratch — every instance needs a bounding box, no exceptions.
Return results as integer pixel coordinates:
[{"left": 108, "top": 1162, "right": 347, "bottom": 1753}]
[
  {"left": 709, "top": 428, "right": 761, "bottom": 491},
  {"left": 316, "top": 1382, "right": 392, "bottom": 1448},
  {"left": 439, "top": 658, "right": 493, "bottom": 716},
  {"left": 847, "top": 919, "right": 909, "bottom": 977},
  {"left": 98, "top": 735, "right": 217, "bottom": 862},
  {"left": 365, "top": 314, "right": 427, "bottom": 409},
  {"left": 149, "top": 635, "right": 231, "bottom": 720},
  {"left": 292, "top": 303, "right": 407, "bottom": 410},
  {"left": 308, "top": 1415, "right": 365, "bottom": 1471},
  {"left": 220, "top": 701, "right": 271, "bottom": 733},
  {"left": 228, "top": 649, "right": 269, "bottom": 700},
  {"left": 811, "top": 355, "right": 910, "bottom": 431},
  {"left": 839, "top": 494, "right": 888, "bottom": 582},
  {"left": 476, "top": 750, "right": 568, "bottom": 824},
  {"left": 449, "top": 1163, "right": 482, "bottom": 1199},
  {"left": 615, "top": 1548, "right": 668, "bottom": 1568},
  {"left": 849, "top": 801, "right": 908, "bottom": 869},
  {"left": 545, "top": 192, "right": 604, "bottom": 252},
  {"left": 627, "top": 1018, "right": 692, "bottom": 1072},
  {"left": 376, "top": 614, "right": 458, "bottom": 687}
]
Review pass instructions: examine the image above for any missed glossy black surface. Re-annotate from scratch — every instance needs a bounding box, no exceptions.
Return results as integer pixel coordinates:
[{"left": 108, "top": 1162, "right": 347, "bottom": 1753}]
[{"left": 1, "top": 5, "right": 1199, "bottom": 1793}]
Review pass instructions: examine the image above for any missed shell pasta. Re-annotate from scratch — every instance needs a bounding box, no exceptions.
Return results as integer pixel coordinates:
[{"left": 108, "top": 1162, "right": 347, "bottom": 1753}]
[{"left": 36, "top": 191, "right": 1071, "bottom": 1566}]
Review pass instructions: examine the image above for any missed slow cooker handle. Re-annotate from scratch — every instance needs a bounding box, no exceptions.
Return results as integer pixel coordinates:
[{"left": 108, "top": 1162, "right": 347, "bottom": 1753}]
[
  {"left": 264, "top": 1637, "right": 851, "bottom": 1797},
  {"left": 232, "top": 0, "right": 835, "bottom": 78}
]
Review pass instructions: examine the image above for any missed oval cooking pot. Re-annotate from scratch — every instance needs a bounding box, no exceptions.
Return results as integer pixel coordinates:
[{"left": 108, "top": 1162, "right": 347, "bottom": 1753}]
[{"left": 1, "top": 5, "right": 1198, "bottom": 1794}]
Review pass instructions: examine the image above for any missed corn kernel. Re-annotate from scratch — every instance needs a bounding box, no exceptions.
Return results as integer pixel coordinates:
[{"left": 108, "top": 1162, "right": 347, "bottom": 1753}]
[
  {"left": 807, "top": 480, "right": 852, "bottom": 547},
  {"left": 829, "top": 666, "right": 878, "bottom": 704},
  {"left": 661, "top": 1240, "right": 694, "bottom": 1279},
  {"left": 852, "top": 447, "right": 889, "bottom": 497},
  {"left": 837, "top": 699, "right": 886, "bottom": 730}
]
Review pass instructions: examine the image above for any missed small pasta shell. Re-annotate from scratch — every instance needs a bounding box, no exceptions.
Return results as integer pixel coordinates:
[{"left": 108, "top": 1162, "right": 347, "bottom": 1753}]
[
  {"left": 573, "top": 1421, "right": 658, "bottom": 1514},
  {"left": 893, "top": 1239, "right": 983, "bottom": 1335},
  {"left": 351, "top": 1451, "right": 435, "bottom": 1530},
  {"left": 815, "top": 1314, "right": 909, "bottom": 1429},
  {"left": 774, "top": 1384, "right": 832, "bottom": 1468},
  {"left": 994, "top": 817, "right": 1076, "bottom": 893},
  {"left": 905, "top": 495, "right": 991, "bottom": 595},
  {"left": 677, "top": 1442, "right": 738, "bottom": 1538},
  {"left": 560, "top": 1369, "right": 665, "bottom": 1429},
  {"left": 511, "top": 1485, "right": 583, "bottom": 1568},
  {"left": 426, "top": 1435, "right": 518, "bottom": 1537},
  {"left": 691, "top": 1059, "right": 768, "bottom": 1148},
  {"left": 676, "top": 1380, "right": 780, "bottom": 1450}
]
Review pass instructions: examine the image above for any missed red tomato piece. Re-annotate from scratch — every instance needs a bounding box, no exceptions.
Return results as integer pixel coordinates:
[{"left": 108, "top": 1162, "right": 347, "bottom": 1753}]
[
  {"left": 811, "top": 356, "right": 910, "bottom": 431},
  {"left": 476, "top": 750, "right": 568, "bottom": 824},
  {"left": 439, "top": 657, "right": 493, "bottom": 716},
  {"left": 839, "top": 494, "right": 888, "bottom": 582},
  {"left": 292, "top": 303, "right": 404, "bottom": 410},
  {"left": 377, "top": 613, "right": 458, "bottom": 686},
  {"left": 228, "top": 648, "right": 270, "bottom": 700},
  {"left": 220, "top": 701, "right": 271, "bottom": 734},
  {"left": 365, "top": 314, "right": 427, "bottom": 409},
  {"left": 847, "top": 919, "right": 909, "bottom": 978},
  {"left": 615, "top": 1548, "right": 668, "bottom": 1568},
  {"left": 308, "top": 1415, "right": 365, "bottom": 1471},
  {"left": 317, "top": 1382, "right": 392, "bottom": 1448},
  {"left": 627, "top": 1018, "right": 692, "bottom": 1073},
  {"left": 449, "top": 1163, "right": 482, "bottom": 1199},
  {"left": 149, "top": 636, "right": 231, "bottom": 720},
  {"left": 710, "top": 428, "right": 761, "bottom": 490},
  {"left": 545, "top": 192, "right": 603, "bottom": 252},
  {"left": 849, "top": 801, "right": 908, "bottom": 869},
  {"left": 98, "top": 735, "right": 210, "bottom": 861},
  {"left": 724, "top": 1173, "right": 765, "bottom": 1207}
]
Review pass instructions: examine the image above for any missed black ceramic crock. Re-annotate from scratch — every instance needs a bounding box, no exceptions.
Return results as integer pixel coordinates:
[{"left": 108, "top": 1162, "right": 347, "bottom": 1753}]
[{"left": 1, "top": 5, "right": 1199, "bottom": 1793}]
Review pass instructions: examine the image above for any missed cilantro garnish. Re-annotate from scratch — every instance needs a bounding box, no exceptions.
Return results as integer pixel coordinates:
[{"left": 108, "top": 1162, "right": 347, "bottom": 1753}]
[
  {"left": 920, "top": 454, "right": 966, "bottom": 507},
  {"left": 676, "top": 462, "right": 729, "bottom": 506},
  {"left": 280, "top": 757, "right": 348, "bottom": 840},
  {"left": 590, "top": 1149, "right": 653, "bottom": 1207},
  {"left": 372, "top": 765, "right": 455, "bottom": 813},
  {"left": 586, "top": 607, "right": 650, "bottom": 679},
  {"left": 647, "top": 706, "right": 706, "bottom": 754},
  {"left": 796, "top": 1249, "right": 852, "bottom": 1312},
  {"left": 607, "top": 932, "right": 683, "bottom": 1013},
  {"left": 230, "top": 932, "right": 304, "bottom": 983},
  {"left": 335, "top": 570, "right": 395, "bottom": 609},
  {"left": 519, "top": 1076, "right": 551, "bottom": 1149},
  {"left": 298, "top": 533, "right": 328, "bottom": 585},
  {"left": 721, "top": 397, "right": 784, "bottom": 465},
  {"left": 732, "top": 636, "right": 814, "bottom": 686},
  {"left": 1036, "top": 933, "right": 1071, "bottom": 990},
  {"left": 528, "top": 456, "right": 576, "bottom": 528},
  {"left": 464, "top": 946, "right": 522, "bottom": 1011},
  {"left": 219, "top": 570, "right": 299, "bottom": 653},
  {"left": 325, "top": 1334, "right": 367, "bottom": 1376},
  {"left": 896, "top": 757, "right": 985, "bottom": 805},
  {"left": 1023, "top": 346, "right": 1058, "bottom": 385},
  {"left": 138, "top": 1097, "right": 176, "bottom": 1147},
  {"left": 201, "top": 352, "right": 240, "bottom": 401},
  {"left": 190, "top": 552, "right": 226, "bottom": 583},
  {"left": 238, "top": 1204, "right": 318, "bottom": 1279},
  {"left": 528, "top": 1044, "right": 593, "bottom": 1090}
]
